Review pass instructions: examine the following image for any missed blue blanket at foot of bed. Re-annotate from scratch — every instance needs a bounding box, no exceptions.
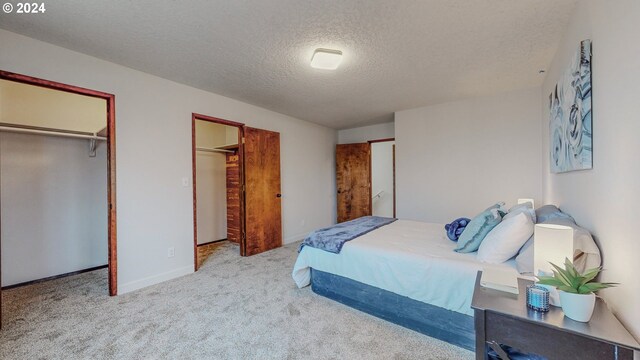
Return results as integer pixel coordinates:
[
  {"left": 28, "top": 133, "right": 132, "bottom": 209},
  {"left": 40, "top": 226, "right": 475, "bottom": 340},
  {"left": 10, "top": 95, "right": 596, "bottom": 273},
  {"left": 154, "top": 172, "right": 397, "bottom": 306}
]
[{"left": 299, "top": 216, "right": 397, "bottom": 254}]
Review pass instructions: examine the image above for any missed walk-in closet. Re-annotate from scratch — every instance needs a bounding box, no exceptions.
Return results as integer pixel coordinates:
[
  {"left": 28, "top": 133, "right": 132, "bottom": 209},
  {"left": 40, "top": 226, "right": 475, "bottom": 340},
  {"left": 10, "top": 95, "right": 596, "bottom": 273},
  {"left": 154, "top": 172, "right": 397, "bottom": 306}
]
[
  {"left": 0, "top": 77, "right": 114, "bottom": 325},
  {"left": 194, "top": 119, "right": 241, "bottom": 268},
  {"left": 192, "top": 113, "right": 284, "bottom": 269}
]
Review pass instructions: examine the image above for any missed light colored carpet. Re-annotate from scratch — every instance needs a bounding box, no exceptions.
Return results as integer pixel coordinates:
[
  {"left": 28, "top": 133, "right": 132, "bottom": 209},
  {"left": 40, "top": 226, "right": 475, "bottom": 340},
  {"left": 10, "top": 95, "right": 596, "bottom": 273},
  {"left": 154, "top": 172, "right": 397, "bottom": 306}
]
[
  {"left": 197, "top": 241, "right": 227, "bottom": 269},
  {"left": 0, "top": 241, "right": 473, "bottom": 359}
]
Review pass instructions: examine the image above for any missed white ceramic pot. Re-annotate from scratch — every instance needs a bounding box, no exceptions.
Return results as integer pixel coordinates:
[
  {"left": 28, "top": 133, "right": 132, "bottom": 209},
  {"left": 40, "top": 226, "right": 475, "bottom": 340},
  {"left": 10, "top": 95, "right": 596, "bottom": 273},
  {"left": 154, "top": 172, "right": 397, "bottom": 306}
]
[
  {"left": 537, "top": 284, "right": 562, "bottom": 307},
  {"left": 559, "top": 291, "right": 596, "bottom": 322}
]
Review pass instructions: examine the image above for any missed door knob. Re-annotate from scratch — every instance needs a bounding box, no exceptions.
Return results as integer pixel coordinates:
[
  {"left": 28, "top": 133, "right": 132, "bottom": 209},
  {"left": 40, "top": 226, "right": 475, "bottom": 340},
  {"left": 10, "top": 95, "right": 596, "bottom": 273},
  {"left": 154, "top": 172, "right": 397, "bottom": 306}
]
[{"left": 276, "top": 193, "right": 282, "bottom": 198}]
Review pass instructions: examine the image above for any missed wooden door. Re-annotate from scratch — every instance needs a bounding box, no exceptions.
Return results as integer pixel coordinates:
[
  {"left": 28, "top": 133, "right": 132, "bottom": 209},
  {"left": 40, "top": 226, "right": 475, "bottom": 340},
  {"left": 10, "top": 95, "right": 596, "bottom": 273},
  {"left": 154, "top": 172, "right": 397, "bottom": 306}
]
[
  {"left": 336, "top": 143, "right": 371, "bottom": 223},
  {"left": 226, "top": 152, "right": 241, "bottom": 244},
  {"left": 243, "top": 127, "right": 282, "bottom": 256}
]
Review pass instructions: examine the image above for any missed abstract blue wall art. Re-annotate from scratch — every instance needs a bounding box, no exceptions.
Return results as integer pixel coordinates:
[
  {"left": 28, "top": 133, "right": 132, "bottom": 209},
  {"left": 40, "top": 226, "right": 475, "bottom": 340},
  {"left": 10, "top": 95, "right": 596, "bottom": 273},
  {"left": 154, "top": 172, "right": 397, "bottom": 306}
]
[{"left": 549, "top": 39, "right": 592, "bottom": 173}]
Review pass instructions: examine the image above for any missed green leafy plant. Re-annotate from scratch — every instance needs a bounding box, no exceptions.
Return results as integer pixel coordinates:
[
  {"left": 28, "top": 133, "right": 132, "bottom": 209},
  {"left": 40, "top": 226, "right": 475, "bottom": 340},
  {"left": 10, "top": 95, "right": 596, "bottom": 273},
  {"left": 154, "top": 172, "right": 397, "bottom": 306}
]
[{"left": 537, "top": 258, "right": 617, "bottom": 294}]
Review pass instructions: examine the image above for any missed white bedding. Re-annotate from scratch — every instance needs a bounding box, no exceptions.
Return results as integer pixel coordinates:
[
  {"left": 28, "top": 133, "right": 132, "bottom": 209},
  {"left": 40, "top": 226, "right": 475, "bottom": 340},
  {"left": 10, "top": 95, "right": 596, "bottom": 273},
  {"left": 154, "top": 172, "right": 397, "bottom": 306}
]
[{"left": 292, "top": 220, "right": 518, "bottom": 316}]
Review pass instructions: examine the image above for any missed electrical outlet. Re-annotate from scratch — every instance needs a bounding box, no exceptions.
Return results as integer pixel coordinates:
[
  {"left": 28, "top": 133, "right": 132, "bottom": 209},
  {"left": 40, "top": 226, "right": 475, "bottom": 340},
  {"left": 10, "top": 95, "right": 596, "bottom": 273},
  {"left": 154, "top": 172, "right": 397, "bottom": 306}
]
[{"left": 168, "top": 247, "right": 175, "bottom": 258}]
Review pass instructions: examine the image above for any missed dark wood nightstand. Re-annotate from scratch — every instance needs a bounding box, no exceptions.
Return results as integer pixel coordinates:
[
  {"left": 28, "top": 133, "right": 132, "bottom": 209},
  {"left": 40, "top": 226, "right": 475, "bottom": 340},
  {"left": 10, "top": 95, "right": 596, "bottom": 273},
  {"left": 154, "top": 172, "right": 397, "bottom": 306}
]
[{"left": 471, "top": 271, "right": 639, "bottom": 360}]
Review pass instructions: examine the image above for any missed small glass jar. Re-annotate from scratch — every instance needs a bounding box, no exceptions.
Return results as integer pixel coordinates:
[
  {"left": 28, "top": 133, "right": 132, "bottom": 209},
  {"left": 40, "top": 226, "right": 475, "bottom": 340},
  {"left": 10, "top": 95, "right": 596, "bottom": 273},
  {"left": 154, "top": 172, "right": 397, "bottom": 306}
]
[{"left": 527, "top": 284, "right": 550, "bottom": 312}]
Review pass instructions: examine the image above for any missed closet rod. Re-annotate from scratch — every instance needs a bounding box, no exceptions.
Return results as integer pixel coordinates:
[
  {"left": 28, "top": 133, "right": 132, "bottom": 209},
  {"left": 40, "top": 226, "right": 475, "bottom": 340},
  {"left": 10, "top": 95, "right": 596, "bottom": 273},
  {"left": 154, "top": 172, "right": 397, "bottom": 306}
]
[
  {"left": 196, "top": 147, "right": 235, "bottom": 154},
  {"left": 0, "top": 124, "right": 107, "bottom": 141}
]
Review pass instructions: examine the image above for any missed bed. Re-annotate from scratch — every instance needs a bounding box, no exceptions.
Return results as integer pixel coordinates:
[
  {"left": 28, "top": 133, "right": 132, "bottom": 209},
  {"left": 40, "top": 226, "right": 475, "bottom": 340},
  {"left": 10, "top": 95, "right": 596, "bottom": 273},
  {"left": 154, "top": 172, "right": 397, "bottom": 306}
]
[{"left": 292, "top": 219, "right": 519, "bottom": 351}]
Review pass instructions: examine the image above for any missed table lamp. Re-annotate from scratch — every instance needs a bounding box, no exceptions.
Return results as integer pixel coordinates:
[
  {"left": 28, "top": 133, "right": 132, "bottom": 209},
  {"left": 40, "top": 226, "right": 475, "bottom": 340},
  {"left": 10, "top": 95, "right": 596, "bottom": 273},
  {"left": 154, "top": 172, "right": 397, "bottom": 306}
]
[{"left": 534, "top": 223, "right": 574, "bottom": 306}]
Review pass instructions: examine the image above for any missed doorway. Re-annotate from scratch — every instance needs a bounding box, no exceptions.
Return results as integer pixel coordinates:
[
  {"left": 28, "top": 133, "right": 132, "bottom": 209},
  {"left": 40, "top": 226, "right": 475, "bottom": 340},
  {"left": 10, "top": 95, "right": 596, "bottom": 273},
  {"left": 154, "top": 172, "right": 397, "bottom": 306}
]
[
  {"left": 191, "top": 114, "right": 283, "bottom": 270},
  {"left": 192, "top": 114, "right": 244, "bottom": 269},
  {"left": 336, "top": 138, "right": 395, "bottom": 222},
  {"left": 0, "top": 70, "right": 117, "bottom": 328},
  {"left": 370, "top": 139, "right": 395, "bottom": 218}
]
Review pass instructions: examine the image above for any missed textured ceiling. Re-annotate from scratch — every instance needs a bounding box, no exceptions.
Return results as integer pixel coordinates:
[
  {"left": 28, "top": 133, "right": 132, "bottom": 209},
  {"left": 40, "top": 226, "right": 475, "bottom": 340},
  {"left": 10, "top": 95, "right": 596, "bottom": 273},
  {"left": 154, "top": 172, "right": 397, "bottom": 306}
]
[{"left": 0, "top": 0, "right": 576, "bottom": 129}]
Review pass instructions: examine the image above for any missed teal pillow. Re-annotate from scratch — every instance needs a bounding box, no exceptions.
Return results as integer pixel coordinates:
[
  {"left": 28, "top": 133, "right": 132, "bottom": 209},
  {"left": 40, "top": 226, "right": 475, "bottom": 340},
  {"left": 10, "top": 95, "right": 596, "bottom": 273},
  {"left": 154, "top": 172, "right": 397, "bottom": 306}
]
[
  {"left": 455, "top": 207, "right": 503, "bottom": 253},
  {"left": 484, "top": 202, "right": 504, "bottom": 212}
]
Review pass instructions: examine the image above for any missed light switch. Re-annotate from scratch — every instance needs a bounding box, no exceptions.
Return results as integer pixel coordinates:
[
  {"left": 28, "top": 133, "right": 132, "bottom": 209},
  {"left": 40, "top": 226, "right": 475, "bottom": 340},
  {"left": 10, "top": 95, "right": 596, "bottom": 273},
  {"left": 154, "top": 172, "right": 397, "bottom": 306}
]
[{"left": 181, "top": 177, "right": 190, "bottom": 187}]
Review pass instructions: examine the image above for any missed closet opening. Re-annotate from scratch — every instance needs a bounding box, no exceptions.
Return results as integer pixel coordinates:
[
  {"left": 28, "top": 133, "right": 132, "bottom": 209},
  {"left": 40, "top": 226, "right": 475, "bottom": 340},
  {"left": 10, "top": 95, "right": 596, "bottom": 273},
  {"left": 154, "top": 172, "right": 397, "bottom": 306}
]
[
  {"left": 0, "top": 70, "right": 117, "bottom": 328},
  {"left": 192, "top": 113, "right": 283, "bottom": 269},
  {"left": 192, "top": 114, "right": 244, "bottom": 270}
]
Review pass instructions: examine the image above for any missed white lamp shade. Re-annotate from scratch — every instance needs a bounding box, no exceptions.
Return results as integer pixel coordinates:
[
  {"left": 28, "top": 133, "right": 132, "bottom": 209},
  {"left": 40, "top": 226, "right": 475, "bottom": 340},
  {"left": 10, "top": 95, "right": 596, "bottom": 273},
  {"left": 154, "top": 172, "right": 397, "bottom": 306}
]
[
  {"left": 517, "top": 198, "right": 535, "bottom": 208},
  {"left": 534, "top": 223, "right": 574, "bottom": 276}
]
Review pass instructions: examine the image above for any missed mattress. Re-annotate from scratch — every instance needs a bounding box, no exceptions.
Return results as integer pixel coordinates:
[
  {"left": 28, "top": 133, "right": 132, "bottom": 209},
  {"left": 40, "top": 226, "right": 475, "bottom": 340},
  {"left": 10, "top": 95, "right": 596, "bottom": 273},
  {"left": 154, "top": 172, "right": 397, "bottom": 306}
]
[{"left": 292, "top": 220, "right": 518, "bottom": 316}]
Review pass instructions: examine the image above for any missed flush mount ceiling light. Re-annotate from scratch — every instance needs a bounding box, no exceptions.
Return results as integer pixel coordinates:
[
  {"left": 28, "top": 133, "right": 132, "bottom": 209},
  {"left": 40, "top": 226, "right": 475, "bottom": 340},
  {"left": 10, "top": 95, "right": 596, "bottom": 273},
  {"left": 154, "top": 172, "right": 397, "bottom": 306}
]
[{"left": 310, "top": 48, "right": 343, "bottom": 70}]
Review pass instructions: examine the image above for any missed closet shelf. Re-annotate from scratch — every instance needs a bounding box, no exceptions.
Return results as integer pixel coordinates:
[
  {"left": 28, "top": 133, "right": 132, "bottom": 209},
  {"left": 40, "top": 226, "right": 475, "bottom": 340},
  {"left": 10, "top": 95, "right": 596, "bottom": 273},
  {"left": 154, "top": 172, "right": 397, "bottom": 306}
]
[
  {"left": 196, "top": 143, "right": 239, "bottom": 154},
  {"left": 216, "top": 143, "right": 239, "bottom": 150},
  {"left": 196, "top": 147, "right": 235, "bottom": 154},
  {"left": 0, "top": 123, "right": 107, "bottom": 141}
]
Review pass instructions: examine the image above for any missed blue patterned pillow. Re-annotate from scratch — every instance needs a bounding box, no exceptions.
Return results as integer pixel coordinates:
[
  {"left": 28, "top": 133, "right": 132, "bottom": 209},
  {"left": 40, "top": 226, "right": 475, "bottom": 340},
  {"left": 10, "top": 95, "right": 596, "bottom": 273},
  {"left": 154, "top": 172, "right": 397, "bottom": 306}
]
[
  {"left": 535, "top": 204, "right": 574, "bottom": 223},
  {"left": 455, "top": 206, "right": 503, "bottom": 253}
]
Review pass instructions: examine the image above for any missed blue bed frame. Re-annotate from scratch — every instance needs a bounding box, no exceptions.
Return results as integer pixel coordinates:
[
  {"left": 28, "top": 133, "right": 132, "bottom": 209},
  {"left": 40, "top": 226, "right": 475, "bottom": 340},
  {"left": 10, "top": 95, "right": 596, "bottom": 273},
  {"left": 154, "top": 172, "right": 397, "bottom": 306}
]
[{"left": 310, "top": 269, "right": 475, "bottom": 351}]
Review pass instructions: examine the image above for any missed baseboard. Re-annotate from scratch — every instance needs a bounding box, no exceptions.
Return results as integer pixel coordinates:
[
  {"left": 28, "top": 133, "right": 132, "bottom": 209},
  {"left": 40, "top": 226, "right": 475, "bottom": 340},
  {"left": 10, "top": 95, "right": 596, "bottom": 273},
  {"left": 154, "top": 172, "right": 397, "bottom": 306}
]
[
  {"left": 197, "top": 238, "right": 227, "bottom": 247},
  {"left": 118, "top": 265, "right": 193, "bottom": 295},
  {"left": 1, "top": 264, "right": 109, "bottom": 290},
  {"left": 284, "top": 232, "right": 308, "bottom": 245}
]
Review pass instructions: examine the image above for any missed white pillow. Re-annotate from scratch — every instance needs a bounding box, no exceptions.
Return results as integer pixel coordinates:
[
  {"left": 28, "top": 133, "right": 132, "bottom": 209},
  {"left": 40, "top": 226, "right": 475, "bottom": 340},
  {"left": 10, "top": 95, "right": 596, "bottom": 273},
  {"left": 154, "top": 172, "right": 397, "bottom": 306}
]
[
  {"left": 477, "top": 212, "right": 534, "bottom": 264},
  {"left": 515, "top": 235, "right": 534, "bottom": 274}
]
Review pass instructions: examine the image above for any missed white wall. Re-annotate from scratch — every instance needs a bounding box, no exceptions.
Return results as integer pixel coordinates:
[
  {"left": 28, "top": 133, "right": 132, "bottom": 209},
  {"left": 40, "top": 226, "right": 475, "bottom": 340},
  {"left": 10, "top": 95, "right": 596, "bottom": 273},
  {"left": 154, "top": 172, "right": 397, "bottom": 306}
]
[
  {"left": 195, "top": 152, "right": 227, "bottom": 245},
  {"left": 338, "top": 122, "right": 394, "bottom": 144},
  {"left": 194, "top": 120, "right": 230, "bottom": 245},
  {"left": 0, "top": 29, "right": 337, "bottom": 294},
  {"left": 0, "top": 132, "right": 108, "bottom": 286},
  {"left": 395, "top": 87, "right": 542, "bottom": 223},
  {"left": 0, "top": 79, "right": 106, "bottom": 133},
  {"left": 195, "top": 120, "right": 227, "bottom": 149},
  {"left": 225, "top": 126, "right": 238, "bottom": 146},
  {"left": 371, "top": 141, "right": 395, "bottom": 217},
  {"left": 541, "top": 0, "right": 640, "bottom": 341}
]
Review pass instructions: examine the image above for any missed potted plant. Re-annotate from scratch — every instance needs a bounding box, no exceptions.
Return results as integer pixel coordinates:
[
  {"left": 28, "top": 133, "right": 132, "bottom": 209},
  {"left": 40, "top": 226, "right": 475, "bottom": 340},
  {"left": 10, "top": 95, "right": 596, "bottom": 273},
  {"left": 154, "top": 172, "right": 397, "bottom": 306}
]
[{"left": 537, "top": 258, "right": 617, "bottom": 322}]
